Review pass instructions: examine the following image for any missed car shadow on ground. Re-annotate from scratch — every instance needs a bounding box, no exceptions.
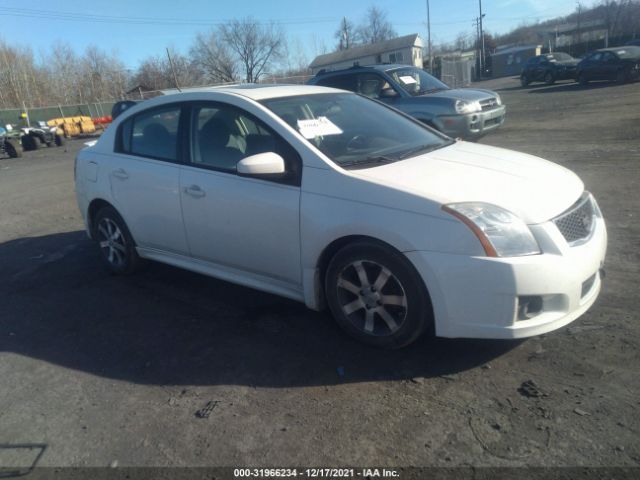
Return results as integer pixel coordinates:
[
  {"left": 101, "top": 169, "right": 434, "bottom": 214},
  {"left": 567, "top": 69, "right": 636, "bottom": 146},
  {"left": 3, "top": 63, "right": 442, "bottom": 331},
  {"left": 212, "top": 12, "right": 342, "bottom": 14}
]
[
  {"left": 0, "top": 231, "right": 520, "bottom": 388},
  {"left": 495, "top": 79, "right": 578, "bottom": 92},
  {"left": 527, "top": 80, "right": 629, "bottom": 94}
]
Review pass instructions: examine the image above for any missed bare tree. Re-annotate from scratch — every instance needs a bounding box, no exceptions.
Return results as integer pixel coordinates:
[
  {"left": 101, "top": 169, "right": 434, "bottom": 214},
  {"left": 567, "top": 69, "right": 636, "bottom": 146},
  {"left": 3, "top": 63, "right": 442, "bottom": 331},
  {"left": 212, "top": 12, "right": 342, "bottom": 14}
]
[
  {"left": 190, "top": 31, "right": 237, "bottom": 83},
  {"left": 220, "top": 17, "right": 284, "bottom": 83},
  {"left": 357, "top": 6, "right": 397, "bottom": 44},
  {"left": 335, "top": 17, "right": 356, "bottom": 50},
  {"left": 133, "top": 49, "right": 202, "bottom": 91},
  {"left": 454, "top": 32, "right": 472, "bottom": 51}
]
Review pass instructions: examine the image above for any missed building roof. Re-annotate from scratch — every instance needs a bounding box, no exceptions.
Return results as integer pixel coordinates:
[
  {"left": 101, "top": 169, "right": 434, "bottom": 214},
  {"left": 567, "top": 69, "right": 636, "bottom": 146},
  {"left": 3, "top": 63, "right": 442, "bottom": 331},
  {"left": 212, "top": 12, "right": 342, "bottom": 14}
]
[
  {"left": 125, "top": 84, "right": 153, "bottom": 94},
  {"left": 309, "top": 34, "right": 422, "bottom": 69},
  {"left": 549, "top": 19, "right": 606, "bottom": 35},
  {"left": 492, "top": 45, "right": 541, "bottom": 57}
]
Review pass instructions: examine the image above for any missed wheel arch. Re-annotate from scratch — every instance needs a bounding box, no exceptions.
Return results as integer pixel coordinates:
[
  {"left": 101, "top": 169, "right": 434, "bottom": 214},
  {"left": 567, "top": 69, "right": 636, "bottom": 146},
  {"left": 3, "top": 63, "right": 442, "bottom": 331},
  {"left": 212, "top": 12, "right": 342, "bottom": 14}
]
[
  {"left": 311, "top": 234, "right": 432, "bottom": 315},
  {"left": 87, "top": 198, "right": 118, "bottom": 238}
]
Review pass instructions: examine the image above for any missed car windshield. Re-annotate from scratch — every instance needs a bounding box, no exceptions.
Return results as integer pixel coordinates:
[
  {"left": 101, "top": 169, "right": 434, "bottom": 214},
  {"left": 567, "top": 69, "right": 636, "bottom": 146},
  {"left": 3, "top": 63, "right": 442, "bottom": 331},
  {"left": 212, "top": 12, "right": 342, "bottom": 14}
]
[
  {"left": 261, "top": 92, "right": 452, "bottom": 169},
  {"left": 548, "top": 52, "right": 573, "bottom": 62},
  {"left": 385, "top": 67, "right": 449, "bottom": 96},
  {"left": 612, "top": 46, "right": 640, "bottom": 59}
]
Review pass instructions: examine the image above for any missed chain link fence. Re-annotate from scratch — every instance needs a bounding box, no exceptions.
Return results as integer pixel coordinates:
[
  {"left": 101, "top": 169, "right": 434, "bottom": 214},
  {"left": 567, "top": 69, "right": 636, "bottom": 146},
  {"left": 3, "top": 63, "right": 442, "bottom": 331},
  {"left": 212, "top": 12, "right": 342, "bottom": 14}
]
[
  {"left": 0, "top": 74, "right": 314, "bottom": 128},
  {"left": 440, "top": 58, "right": 475, "bottom": 88}
]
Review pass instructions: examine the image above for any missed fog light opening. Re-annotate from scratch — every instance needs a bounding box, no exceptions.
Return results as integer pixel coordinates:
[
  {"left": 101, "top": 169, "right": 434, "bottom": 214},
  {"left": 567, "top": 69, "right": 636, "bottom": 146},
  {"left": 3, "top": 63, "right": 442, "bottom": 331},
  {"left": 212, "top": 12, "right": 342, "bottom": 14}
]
[{"left": 517, "top": 296, "right": 543, "bottom": 321}]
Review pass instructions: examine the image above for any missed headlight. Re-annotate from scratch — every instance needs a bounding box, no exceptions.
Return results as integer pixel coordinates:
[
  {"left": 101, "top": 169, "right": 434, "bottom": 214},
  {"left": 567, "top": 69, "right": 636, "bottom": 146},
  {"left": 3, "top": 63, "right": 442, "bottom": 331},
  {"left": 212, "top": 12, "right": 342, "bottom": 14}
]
[
  {"left": 443, "top": 202, "right": 541, "bottom": 257},
  {"left": 455, "top": 100, "right": 482, "bottom": 114},
  {"left": 590, "top": 193, "right": 603, "bottom": 218}
]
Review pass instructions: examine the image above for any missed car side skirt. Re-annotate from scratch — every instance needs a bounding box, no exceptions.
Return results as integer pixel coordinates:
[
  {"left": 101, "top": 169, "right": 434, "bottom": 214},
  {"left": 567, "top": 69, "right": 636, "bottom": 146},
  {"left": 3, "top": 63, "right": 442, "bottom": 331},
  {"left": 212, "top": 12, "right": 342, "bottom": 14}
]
[{"left": 136, "top": 247, "right": 305, "bottom": 303}]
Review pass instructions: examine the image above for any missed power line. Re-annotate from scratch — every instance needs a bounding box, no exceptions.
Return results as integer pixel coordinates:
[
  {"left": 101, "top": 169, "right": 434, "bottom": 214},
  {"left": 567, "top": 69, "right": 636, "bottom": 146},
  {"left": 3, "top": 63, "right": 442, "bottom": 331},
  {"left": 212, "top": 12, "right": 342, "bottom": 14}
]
[{"left": 0, "top": 7, "right": 338, "bottom": 27}]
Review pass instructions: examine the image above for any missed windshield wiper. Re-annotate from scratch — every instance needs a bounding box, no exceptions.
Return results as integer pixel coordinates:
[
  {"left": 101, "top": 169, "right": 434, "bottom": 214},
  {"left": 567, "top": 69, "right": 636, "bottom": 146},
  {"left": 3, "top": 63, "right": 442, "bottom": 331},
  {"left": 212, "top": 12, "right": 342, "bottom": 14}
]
[
  {"left": 340, "top": 156, "right": 396, "bottom": 168},
  {"left": 417, "top": 87, "right": 447, "bottom": 95},
  {"left": 397, "top": 144, "right": 442, "bottom": 160}
]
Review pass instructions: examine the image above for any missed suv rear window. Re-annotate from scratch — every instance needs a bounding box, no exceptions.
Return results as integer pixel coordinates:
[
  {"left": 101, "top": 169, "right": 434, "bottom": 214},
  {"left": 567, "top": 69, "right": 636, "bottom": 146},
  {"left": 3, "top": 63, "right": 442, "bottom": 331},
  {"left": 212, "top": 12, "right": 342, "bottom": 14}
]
[{"left": 315, "top": 74, "right": 357, "bottom": 91}]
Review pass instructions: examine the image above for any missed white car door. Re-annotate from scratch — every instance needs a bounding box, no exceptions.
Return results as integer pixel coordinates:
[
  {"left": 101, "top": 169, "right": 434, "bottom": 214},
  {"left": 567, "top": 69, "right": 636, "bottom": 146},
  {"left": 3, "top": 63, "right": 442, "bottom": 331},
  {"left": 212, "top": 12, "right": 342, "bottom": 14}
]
[
  {"left": 109, "top": 103, "right": 189, "bottom": 255},
  {"left": 179, "top": 102, "right": 302, "bottom": 286}
]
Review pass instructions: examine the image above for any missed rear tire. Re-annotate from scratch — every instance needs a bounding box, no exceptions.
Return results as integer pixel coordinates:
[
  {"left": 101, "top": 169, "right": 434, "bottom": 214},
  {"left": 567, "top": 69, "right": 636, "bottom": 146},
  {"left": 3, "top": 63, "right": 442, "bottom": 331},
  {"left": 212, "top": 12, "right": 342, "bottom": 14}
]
[
  {"left": 616, "top": 68, "right": 629, "bottom": 84},
  {"left": 325, "top": 241, "right": 432, "bottom": 349},
  {"left": 21, "top": 135, "right": 37, "bottom": 151},
  {"left": 520, "top": 75, "right": 530, "bottom": 87},
  {"left": 94, "top": 206, "right": 142, "bottom": 275}
]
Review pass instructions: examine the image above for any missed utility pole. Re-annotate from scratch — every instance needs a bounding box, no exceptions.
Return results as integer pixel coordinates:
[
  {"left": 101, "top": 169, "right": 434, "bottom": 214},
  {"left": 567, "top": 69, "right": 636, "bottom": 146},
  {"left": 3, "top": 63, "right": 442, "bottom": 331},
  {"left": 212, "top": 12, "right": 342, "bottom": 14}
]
[
  {"left": 426, "top": 0, "right": 433, "bottom": 73},
  {"left": 479, "top": 0, "right": 485, "bottom": 78},
  {"left": 166, "top": 47, "right": 182, "bottom": 92},
  {"left": 473, "top": 17, "right": 481, "bottom": 81},
  {"left": 575, "top": 1, "right": 582, "bottom": 55}
]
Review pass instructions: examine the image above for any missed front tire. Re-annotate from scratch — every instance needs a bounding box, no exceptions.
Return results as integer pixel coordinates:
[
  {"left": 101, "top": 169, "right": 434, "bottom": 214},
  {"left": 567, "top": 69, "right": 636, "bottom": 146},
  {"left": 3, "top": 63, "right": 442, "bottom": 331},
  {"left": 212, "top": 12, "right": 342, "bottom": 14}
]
[
  {"left": 325, "top": 241, "right": 432, "bottom": 348},
  {"left": 544, "top": 72, "right": 555, "bottom": 85},
  {"left": 54, "top": 133, "right": 65, "bottom": 146},
  {"left": 578, "top": 72, "right": 589, "bottom": 86},
  {"left": 94, "top": 206, "right": 142, "bottom": 275},
  {"left": 520, "top": 75, "right": 530, "bottom": 87},
  {"left": 4, "top": 139, "right": 22, "bottom": 158}
]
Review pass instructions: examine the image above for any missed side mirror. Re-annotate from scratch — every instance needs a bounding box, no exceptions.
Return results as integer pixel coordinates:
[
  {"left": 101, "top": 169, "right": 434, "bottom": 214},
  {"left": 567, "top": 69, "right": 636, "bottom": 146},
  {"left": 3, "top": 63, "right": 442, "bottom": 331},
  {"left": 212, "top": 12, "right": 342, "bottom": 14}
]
[
  {"left": 379, "top": 87, "right": 399, "bottom": 99},
  {"left": 237, "top": 152, "right": 285, "bottom": 177}
]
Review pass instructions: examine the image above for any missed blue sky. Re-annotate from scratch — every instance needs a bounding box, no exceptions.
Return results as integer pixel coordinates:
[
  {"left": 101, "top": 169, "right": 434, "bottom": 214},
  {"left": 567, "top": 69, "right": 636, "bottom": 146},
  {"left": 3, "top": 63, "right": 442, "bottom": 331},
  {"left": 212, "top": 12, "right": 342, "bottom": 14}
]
[{"left": 1, "top": 0, "right": 580, "bottom": 69}]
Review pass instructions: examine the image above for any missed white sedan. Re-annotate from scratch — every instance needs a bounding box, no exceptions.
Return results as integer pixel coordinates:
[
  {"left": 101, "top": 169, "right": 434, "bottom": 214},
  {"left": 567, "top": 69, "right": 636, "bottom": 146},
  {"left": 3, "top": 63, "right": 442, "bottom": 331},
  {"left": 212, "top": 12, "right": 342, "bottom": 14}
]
[{"left": 75, "top": 85, "right": 607, "bottom": 348}]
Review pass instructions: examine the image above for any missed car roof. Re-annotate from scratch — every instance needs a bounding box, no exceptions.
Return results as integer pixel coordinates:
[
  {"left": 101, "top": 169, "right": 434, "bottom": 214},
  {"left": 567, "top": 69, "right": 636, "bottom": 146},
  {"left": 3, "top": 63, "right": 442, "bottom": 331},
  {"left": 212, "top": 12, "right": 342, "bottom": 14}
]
[
  {"left": 597, "top": 46, "right": 640, "bottom": 53},
  {"left": 160, "top": 84, "right": 338, "bottom": 101},
  {"left": 315, "top": 64, "right": 413, "bottom": 76}
]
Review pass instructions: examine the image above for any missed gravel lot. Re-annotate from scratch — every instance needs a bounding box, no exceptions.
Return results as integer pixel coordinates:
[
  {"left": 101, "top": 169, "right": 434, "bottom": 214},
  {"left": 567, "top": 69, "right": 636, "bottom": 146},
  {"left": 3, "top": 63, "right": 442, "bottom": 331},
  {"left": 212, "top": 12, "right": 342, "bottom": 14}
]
[{"left": 1, "top": 77, "right": 639, "bottom": 472}]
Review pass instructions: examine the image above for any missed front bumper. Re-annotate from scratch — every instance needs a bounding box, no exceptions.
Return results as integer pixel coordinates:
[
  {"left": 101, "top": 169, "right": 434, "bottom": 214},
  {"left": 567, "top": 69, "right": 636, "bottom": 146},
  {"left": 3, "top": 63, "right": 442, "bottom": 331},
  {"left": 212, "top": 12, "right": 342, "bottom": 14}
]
[
  {"left": 405, "top": 216, "right": 607, "bottom": 339},
  {"left": 436, "top": 105, "right": 506, "bottom": 140}
]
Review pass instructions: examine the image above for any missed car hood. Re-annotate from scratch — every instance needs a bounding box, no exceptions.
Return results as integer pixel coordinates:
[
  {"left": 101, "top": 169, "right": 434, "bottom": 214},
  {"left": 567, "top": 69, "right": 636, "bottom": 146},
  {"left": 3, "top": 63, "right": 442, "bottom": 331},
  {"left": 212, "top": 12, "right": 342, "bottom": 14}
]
[
  {"left": 421, "top": 88, "right": 496, "bottom": 101},
  {"left": 555, "top": 59, "right": 579, "bottom": 67},
  {"left": 354, "top": 141, "right": 583, "bottom": 224}
]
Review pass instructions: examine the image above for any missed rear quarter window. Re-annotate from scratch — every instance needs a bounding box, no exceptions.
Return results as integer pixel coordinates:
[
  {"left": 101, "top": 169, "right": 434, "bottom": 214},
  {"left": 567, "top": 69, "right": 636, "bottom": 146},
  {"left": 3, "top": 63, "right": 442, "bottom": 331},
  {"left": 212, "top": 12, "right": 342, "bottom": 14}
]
[{"left": 117, "top": 105, "right": 181, "bottom": 161}]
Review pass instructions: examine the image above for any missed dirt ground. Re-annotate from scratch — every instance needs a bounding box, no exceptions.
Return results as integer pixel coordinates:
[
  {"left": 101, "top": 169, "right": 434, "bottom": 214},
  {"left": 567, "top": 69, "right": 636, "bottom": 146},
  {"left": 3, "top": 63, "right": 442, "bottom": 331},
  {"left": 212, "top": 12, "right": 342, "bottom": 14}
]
[{"left": 0, "top": 77, "right": 639, "bottom": 472}]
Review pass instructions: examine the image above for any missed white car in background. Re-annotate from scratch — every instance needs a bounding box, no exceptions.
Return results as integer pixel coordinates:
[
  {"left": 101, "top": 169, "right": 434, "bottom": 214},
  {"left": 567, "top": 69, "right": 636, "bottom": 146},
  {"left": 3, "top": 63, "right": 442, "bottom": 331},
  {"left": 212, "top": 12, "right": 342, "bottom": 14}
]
[{"left": 75, "top": 85, "right": 607, "bottom": 348}]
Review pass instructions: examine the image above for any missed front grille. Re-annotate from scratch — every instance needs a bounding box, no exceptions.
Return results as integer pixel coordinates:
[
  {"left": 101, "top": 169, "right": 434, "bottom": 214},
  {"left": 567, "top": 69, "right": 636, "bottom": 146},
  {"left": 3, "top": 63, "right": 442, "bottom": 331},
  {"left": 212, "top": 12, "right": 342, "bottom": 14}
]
[
  {"left": 479, "top": 98, "right": 499, "bottom": 111},
  {"left": 553, "top": 193, "right": 595, "bottom": 245}
]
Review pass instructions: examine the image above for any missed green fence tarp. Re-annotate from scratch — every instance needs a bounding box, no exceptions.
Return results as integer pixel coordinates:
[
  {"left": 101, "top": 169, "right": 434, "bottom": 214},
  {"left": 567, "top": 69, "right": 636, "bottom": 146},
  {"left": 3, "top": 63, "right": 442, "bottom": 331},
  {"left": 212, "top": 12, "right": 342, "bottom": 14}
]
[{"left": 0, "top": 102, "right": 115, "bottom": 128}]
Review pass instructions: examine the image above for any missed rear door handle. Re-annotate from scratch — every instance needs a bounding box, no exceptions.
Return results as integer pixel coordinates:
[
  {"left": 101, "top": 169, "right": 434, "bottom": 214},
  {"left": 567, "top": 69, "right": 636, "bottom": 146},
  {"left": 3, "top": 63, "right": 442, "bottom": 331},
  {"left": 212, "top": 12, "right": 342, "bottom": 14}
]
[
  {"left": 112, "top": 168, "right": 129, "bottom": 180},
  {"left": 183, "top": 184, "right": 206, "bottom": 198}
]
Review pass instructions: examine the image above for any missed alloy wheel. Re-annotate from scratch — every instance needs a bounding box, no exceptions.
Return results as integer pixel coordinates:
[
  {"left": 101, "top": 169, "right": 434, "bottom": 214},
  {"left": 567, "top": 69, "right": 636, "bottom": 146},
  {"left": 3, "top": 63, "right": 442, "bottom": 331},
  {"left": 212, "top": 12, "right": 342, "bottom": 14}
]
[
  {"left": 336, "top": 260, "right": 408, "bottom": 336},
  {"left": 97, "top": 217, "right": 127, "bottom": 267}
]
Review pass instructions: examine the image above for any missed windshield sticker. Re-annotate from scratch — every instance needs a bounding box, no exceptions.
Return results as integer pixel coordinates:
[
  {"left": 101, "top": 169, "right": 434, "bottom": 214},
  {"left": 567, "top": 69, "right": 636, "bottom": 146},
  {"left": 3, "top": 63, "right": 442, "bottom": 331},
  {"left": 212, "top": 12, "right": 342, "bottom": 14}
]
[
  {"left": 398, "top": 75, "right": 417, "bottom": 84},
  {"left": 297, "top": 116, "right": 343, "bottom": 139}
]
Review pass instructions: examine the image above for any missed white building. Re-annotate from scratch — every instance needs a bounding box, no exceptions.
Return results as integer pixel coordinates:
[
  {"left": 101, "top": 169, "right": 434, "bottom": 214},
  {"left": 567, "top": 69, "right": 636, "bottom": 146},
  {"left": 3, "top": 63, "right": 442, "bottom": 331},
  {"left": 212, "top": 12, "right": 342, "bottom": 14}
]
[{"left": 309, "top": 34, "right": 424, "bottom": 74}]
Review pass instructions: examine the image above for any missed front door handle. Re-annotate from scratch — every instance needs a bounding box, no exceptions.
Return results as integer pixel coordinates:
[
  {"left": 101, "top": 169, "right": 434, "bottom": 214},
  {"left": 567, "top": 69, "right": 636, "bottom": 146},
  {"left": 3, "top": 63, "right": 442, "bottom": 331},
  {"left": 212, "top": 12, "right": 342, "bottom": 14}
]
[
  {"left": 112, "top": 168, "right": 129, "bottom": 180},
  {"left": 183, "top": 184, "right": 206, "bottom": 198}
]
